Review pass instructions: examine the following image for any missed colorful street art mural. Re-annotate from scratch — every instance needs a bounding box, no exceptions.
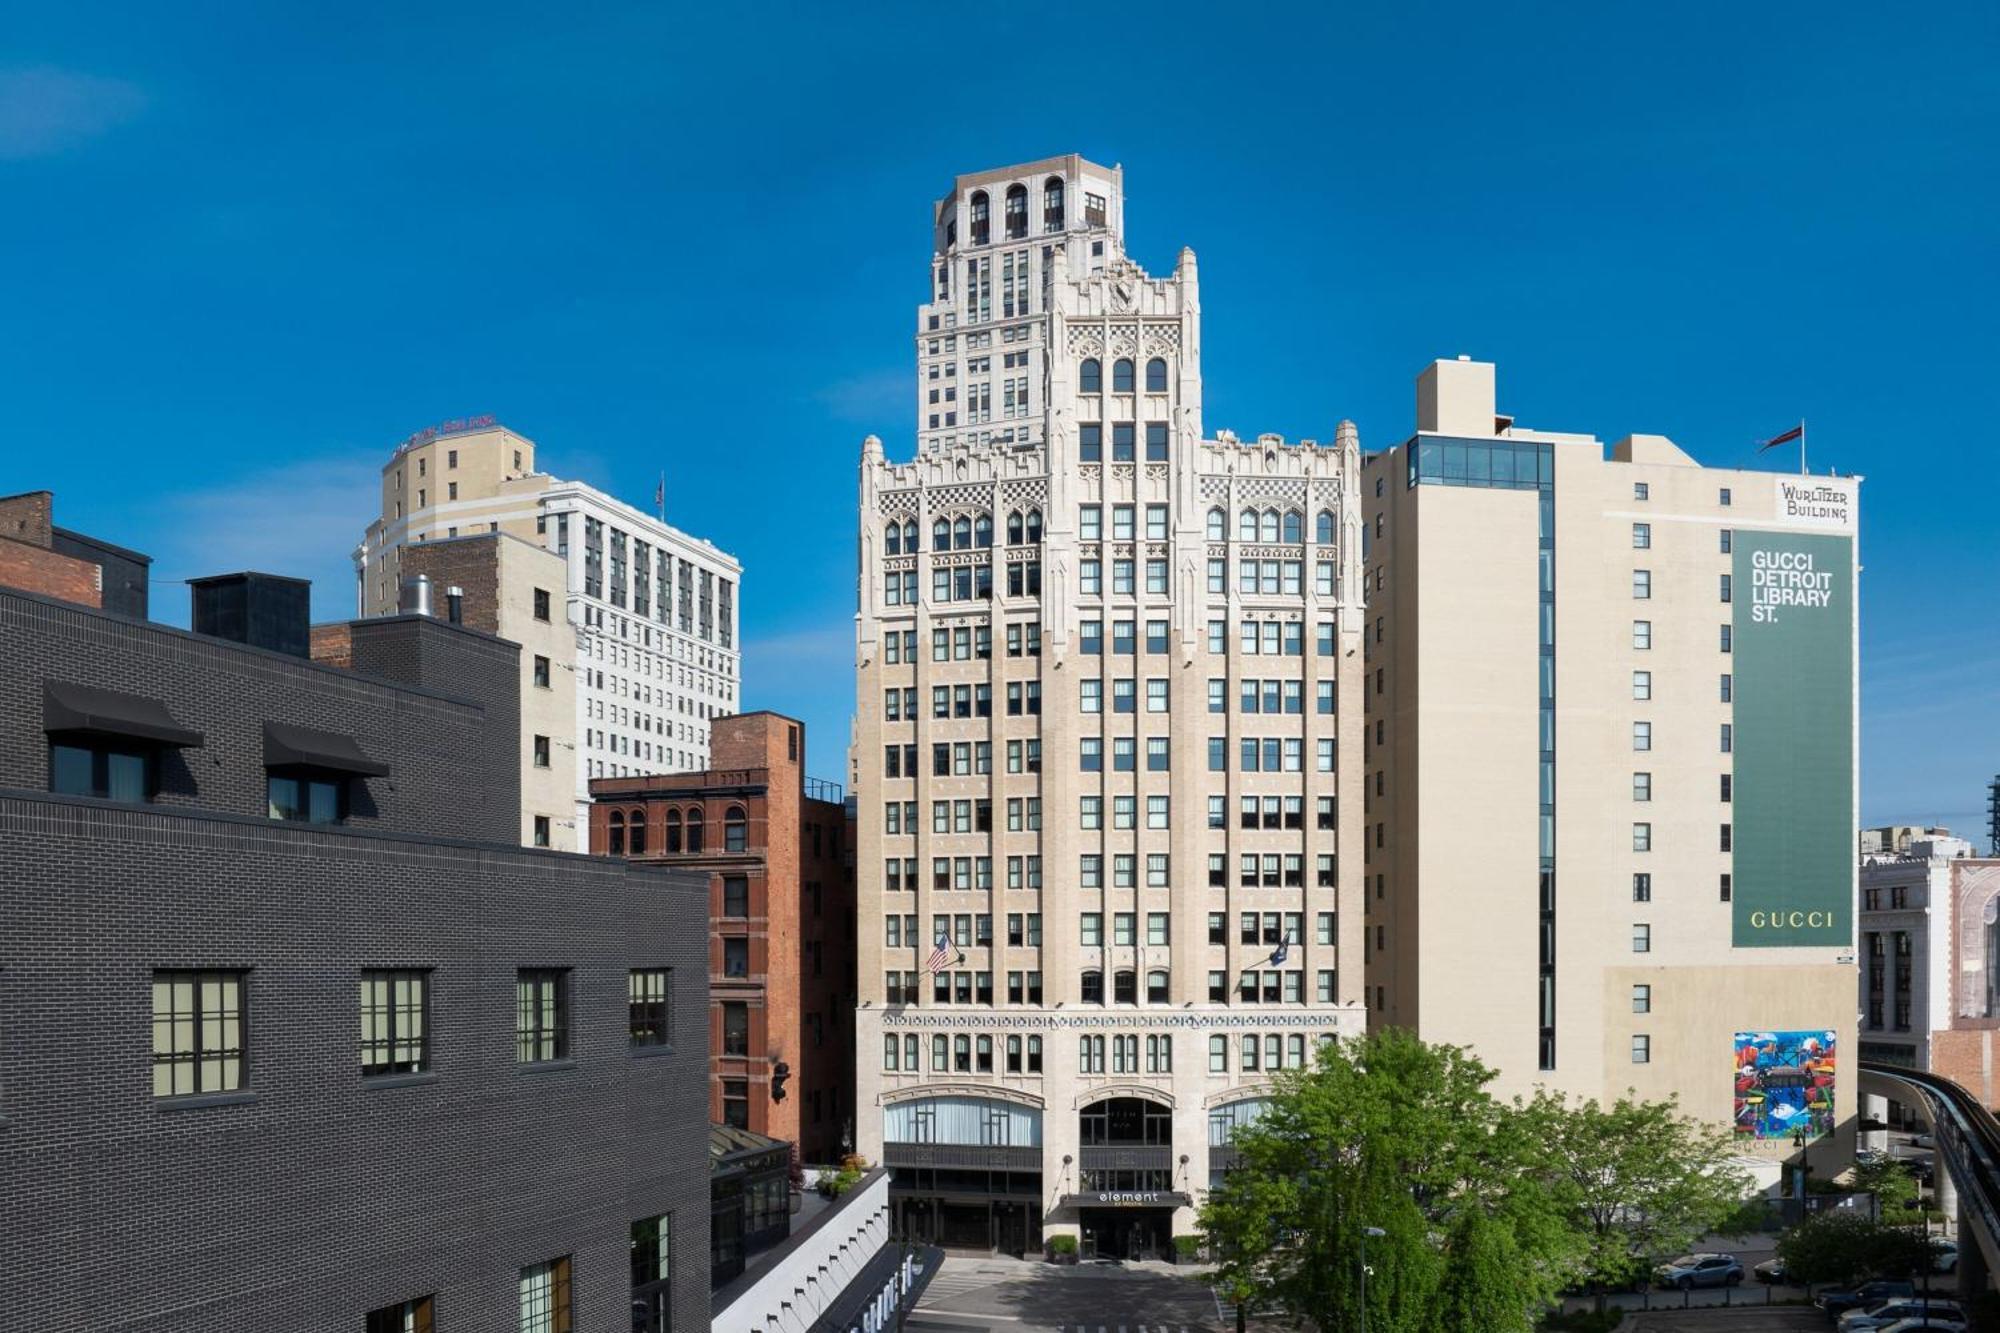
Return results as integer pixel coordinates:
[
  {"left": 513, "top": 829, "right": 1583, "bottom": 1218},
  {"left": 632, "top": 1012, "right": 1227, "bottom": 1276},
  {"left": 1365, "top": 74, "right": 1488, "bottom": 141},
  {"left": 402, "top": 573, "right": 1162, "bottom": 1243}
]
[{"left": 1733, "top": 1029, "right": 1836, "bottom": 1141}]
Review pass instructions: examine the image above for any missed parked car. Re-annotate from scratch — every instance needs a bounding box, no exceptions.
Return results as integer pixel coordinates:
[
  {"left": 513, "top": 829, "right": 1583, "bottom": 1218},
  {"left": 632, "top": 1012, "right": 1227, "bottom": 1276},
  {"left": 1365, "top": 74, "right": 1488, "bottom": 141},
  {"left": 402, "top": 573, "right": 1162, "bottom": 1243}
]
[
  {"left": 1840, "top": 1298, "right": 1963, "bottom": 1331},
  {"left": 1910, "top": 1131, "right": 1937, "bottom": 1149},
  {"left": 1652, "top": 1253, "right": 1743, "bottom": 1290},
  {"left": 1819, "top": 1280, "right": 1918, "bottom": 1315},
  {"left": 1753, "top": 1255, "right": 1788, "bottom": 1284},
  {"left": 1930, "top": 1239, "right": 1958, "bottom": 1273},
  {"left": 1875, "top": 1319, "right": 1968, "bottom": 1333}
]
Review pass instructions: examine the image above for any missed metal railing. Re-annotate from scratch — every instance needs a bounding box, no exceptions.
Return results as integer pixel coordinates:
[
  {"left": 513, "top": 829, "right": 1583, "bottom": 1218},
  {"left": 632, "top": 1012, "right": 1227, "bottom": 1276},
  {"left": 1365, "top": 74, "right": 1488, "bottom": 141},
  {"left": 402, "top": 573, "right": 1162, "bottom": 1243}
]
[{"left": 1861, "top": 1061, "right": 2000, "bottom": 1252}]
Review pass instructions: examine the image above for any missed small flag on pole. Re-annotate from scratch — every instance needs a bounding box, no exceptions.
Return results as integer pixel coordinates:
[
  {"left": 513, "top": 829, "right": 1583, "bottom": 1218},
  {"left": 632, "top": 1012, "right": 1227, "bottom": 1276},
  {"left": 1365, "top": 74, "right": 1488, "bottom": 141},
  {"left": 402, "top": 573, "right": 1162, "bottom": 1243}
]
[
  {"left": 1757, "top": 423, "right": 1803, "bottom": 451},
  {"left": 1270, "top": 934, "right": 1291, "bottom": 967},
  {"left": 655, "top": 472, "right": 666, "bottom": 519},
  {"left": 927, "top": 932, "right": 954, "bottom": 974}
]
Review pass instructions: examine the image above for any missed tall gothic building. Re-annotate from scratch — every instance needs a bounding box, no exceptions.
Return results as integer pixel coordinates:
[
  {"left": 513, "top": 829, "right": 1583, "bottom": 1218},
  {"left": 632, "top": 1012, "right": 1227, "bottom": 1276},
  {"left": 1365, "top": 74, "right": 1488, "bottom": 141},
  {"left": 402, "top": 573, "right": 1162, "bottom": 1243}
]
[{"left": 851, "top": 155, "right": 1366, "bottom": 1258}]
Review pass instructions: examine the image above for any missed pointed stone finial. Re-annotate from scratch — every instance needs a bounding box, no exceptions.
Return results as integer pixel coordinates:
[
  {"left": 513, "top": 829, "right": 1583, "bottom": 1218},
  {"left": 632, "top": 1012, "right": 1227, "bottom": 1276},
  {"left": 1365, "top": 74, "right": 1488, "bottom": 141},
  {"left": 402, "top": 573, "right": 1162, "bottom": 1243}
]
[
  {"left": 1336, "top": 419, "right": 1359, "bottom": 450},
  {"left": 862, "top": 434, "right": 884, "bottom": 460}
]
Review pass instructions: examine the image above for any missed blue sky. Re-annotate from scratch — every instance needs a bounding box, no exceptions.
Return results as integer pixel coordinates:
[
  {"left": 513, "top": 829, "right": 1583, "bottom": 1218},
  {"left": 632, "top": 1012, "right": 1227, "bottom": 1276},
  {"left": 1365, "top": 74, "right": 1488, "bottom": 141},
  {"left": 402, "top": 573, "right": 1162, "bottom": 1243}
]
[{"left": 2, "top": 5, "right": 1993, "bottom": 831}]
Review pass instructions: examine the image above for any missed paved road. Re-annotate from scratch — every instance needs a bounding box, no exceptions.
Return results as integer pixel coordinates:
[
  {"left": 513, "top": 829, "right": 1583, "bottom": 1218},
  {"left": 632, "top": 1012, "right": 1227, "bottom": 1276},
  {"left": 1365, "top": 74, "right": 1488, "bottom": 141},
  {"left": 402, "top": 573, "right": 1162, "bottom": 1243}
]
[
  {"left": 1626, "top": 1308, "right": 1825, "bottom": 1331},
  {"left": 909, "top": 1255, "right": 1223, "bottom": 1332}
]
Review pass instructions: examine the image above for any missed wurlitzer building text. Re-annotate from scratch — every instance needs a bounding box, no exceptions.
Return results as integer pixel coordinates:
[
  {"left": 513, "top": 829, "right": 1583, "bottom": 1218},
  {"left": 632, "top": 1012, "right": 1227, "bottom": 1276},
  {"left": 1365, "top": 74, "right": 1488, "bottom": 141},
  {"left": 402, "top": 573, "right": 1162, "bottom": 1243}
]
[{"left": 852, "top": 156, "right": 1368, "bottom": 1259}]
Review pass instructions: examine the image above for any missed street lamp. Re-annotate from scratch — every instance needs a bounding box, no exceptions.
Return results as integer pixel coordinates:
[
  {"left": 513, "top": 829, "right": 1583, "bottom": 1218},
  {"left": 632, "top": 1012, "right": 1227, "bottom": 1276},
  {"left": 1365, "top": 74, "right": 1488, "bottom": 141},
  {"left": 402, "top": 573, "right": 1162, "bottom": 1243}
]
[
  {"left": 1792, "top": 1129, "right": 1813, "bottom": 1204},
  {"left": 1359, "top": 1226, "right": 1386, "bottom": 1333}
]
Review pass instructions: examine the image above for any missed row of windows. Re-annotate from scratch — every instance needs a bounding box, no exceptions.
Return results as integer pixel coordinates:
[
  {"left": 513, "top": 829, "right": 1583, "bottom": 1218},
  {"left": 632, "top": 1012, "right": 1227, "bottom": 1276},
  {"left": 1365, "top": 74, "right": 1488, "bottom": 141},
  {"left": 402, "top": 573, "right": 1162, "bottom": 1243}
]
[
  {"left": 1629, "top": 620, "right": 1738, "bottom": 653},
  {"left": 884, "top": 1030, "right": 1046, "bottom": 1073},
  {"left": 1629, "top": 872, "right": 1733, "bottom": 904},
  {"left": 145, "top": 966, "right": 674, "bottom": 1102},
  {"left": 1077, "top": 357, "right": 1169, "bottom": 394},
  {"left": 1631, "top": 569, "right": 1735, "bottom": 602},
  {"left": 603, "top": 806, "right": 747, "bottom": 855},
  {"left": 52, "top": 739, "right": 362, "bottom": 827},
  {"left": 1629, "top": 823, "right": 1734, "bottom": 853},
  {"left": 882, "top": 509, "right": 1050, "bottom": 556}
]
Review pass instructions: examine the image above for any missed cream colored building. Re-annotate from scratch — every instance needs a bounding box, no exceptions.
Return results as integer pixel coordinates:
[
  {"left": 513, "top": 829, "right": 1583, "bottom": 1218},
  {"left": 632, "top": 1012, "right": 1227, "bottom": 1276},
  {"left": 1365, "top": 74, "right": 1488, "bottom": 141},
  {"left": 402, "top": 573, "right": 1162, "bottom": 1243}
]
[
  {"left": 1363, "top": 358, "right": 1859, "bottom": 1162},
  {"left": 853, "top": 156, "right": 1367, "bottom": 1259},
  {"left": 353, "top": 420, "right": 742, "bottom": 850}
]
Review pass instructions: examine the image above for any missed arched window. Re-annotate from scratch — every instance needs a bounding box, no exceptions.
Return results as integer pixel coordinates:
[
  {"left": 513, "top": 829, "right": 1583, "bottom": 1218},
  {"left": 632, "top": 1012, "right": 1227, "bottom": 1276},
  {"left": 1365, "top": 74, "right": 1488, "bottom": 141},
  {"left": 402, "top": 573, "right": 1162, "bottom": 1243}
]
[
  {"left": 969, "top": 190, "right": 989, "bottom": 246},
  {"left": 1282, "top": 510, "right": 1303, "bottom": 544},
  {"left": 902, "top": 519, "right": 918, "bottom": 553},
  {"left": 884, "top": 522, "right": 901, "bottom": 556},
  {"left": 1079, "top": 358, "right": 1102, "bottom": 393},
  {"left": 973, "top": 513, "right": 993, "bottom": 548},
  {"left": 1004, "top": 183, "right": 1027, "bottom": 240},
  {"left": 665, "top": 809, "right": 683, "bottom": 853},
  {"left": 1006, "top": 511, "right": 1024, "bottom": 545},
  {"left": 1043, "top": 176, "right": 1064, "bottom": 231},
  {"left": 685, "top": 808, "right": 704, "bottom": 853},
  {"left": 607, "top": 810, "right": 625, "bottom": 856},
  {"left": 1112, "top": 359, "right": 1135, "bottom": 393},
  {"left": 933, "top": 518, "right": 950, "bottom": 551},
  {"left": 1080, "top": 970, "right": 1104, "bottom": 1004},
  {"left": 628, "top": 809, "right": 647, "bottom": 854},
  {"left": 1260, "top": 509, "right": 1280, "bottom": 543},
  {"left": 952, "top": 515, "right": 971, "bottom": 550},
  {"left": 1316, "top": 509, "right": 1336, "bottom": 545},
  {"left": 1145, "top": 357, "right": 1168, "bottom": 392},
  {"left": 1113, "top": 970, "right": 1137, "bottom": 1004},
  {"left": 1025, "top": 508, "right": 1043, "bottom": 543},
  {"left": 1146, "top": 970, "right": 1170, "bottom": 1004},
  {"left": 1207, "top": 507, "right": 1226, "bottom": 541},
  {"left": 724, "top": 805, "right": 747, "bottom": 853},
  {"left": 1239, "top": 508, "right": 1258, "bottom": 542}
]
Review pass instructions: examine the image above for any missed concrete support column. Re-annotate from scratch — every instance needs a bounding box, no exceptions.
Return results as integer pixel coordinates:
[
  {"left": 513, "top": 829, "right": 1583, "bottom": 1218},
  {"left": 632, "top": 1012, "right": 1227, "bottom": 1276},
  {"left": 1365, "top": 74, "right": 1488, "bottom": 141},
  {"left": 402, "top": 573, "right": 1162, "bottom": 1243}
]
[
  {"left": 1934, "top": 1155, "right": 1959, "bottom": 1222},
  {"left": 1956, "top": 1203, "right": 1988, "bottom": 1300},
  {"left": 1861, "top": 1093, "right": 1891, "bottom": 1155}
]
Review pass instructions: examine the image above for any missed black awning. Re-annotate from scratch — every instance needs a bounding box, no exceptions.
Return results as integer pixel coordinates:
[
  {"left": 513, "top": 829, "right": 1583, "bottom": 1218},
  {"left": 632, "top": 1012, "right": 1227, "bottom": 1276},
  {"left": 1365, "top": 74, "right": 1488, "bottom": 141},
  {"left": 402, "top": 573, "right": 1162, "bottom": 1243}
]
[
  {"left": 263, "top": 722, "right": 390, "bottom": 777},
  {"left": 44, "top": 682, "right": 204, "bottom": 748}
]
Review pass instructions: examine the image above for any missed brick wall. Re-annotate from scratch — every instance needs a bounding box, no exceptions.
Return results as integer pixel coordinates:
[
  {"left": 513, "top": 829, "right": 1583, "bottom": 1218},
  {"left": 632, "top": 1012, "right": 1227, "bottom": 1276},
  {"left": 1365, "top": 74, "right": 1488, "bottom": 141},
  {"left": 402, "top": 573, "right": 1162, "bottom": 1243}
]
[
  {"left": 0, "top": 587, "right": 513, "bottom": 845},
  {"left": 0, "top": 535, "right": 100, "bottom": 607},
  {"left": 401, "top": 536, "right": 504, "bottom": 635},
  {"left": 0, "top": 791, "right": 711, "bottom": 1332},
  {"left": 309, "top": 622, "right": 354, "bottom": 670},
  {"left": 0, "top": 490, "right": 54, "bottom": 547}
]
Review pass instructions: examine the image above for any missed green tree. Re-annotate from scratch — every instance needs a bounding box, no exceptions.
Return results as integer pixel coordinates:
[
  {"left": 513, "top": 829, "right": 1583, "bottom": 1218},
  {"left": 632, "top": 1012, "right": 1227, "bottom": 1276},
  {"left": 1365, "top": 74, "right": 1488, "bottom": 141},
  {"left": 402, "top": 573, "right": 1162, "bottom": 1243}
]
[
  {"left": 1776, "top": 1210, "right": 1931, "bottom": 1286},
  {"left": 1850, "top": 1156, "right": 1919, "bottom": 1219},
  {"left": 1199, "top": 1028, "right": 1585, "bottom": 1333},
  {"left": 1518, "top": 1091, "right": 1752, "bottom": 1295}
]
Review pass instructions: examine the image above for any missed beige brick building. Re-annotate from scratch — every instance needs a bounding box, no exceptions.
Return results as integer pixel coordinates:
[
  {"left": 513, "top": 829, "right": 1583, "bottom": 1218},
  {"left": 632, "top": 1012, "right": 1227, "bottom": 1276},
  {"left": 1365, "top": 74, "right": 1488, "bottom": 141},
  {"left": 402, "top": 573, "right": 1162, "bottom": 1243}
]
[
  {"left": 1363, "top": 358, "right": 1859, "bottom": 1163},
  {"left": 351, "top": 420, "right": 741, "bottom": 850},
  {"left": 852, "top": 156, "right": 1367, "bottom": 1258}
]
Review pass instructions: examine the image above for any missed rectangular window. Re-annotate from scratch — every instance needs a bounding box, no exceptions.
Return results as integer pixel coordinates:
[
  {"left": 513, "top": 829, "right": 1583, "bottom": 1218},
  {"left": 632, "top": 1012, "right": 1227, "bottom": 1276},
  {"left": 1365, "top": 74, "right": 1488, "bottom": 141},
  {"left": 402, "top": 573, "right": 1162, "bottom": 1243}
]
[
  {"left": 722, "top": 1000, "right": 750, "bottom": 1056},
  {"left": 267, "top": 772, "right": 348, "bottom": 825},
  {"left": 1632, "top": 670, "right": 1651, "bottom": 701},
  {"left": 360, "top": 969, "right": 429, "bottom": 1076},
  {"left": 1632, "top": 721, "right": 1652, "bottom": 751},
  {"left": 1632, "top": 823, "right": 1652, "bottom": 852},
  {"left": 1632, "top": 873, "right": 1651, "bottom": 902},
  {"left": 517, "top": 969, "right": 570, "bottom": 1063},
  {"left": 151, "top": 969, "right": 247, "bottom": 1097},
  {"left": 1632, "top": 984, "right": 1651, "bottom": 1014},
  {"left": 520, "top": 1257, "right": 573, "bottom": 1333},
  {"left": 1631, "top": 569, "right": 1651, "bottom": 599},
  {"left": 366, "top": 1298, "right": 436, "bottom": 1333},
  {"left": 1632, "top": 620, "right": 1651, "bottom": 650},
  {"left": 630, "top": 968, "right": 672, "bottom": 1047},
  {"left": 1632, "top": 522, "right": 1651, "bottom": 549},
  {"left": 1632, "top": 771, "right": 1651, "bottom": 802},
  {"left": 1632, "top": 923, "right": 1651, "bottom": 953},
  {"left": 1631, "top": 1034, "right": 1651, "bottom": 1064},
  {"left": 49, "top": 739, "right": 156, "bottom": 802}
]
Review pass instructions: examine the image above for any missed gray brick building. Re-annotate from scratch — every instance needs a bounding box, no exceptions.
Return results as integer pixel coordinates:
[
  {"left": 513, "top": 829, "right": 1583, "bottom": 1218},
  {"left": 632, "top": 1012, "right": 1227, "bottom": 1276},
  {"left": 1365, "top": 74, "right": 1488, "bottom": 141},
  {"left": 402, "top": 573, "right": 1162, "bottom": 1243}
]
[{"left": 0, "top": 578, "right": 709, "bottom": 1332}]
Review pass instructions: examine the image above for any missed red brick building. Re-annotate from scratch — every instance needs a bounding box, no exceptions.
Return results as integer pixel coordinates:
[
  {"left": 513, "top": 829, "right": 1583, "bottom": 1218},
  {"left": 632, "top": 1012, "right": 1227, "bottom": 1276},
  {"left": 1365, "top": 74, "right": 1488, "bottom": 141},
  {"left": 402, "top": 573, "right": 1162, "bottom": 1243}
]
[{"left": 590, "top": 712, "right": 855, "bottom": 1162}]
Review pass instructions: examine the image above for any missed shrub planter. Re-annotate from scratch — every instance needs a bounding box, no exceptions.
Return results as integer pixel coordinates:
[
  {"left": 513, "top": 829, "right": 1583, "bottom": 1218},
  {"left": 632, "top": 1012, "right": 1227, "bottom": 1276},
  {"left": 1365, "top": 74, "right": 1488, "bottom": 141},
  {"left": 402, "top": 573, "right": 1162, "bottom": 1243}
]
[
  {"left": 1172, "top": 1235, "right": 1203, "bottom": 1265},
  {"left": 1047, "top": 1236, "right": 1079, "bottom": 1265}
]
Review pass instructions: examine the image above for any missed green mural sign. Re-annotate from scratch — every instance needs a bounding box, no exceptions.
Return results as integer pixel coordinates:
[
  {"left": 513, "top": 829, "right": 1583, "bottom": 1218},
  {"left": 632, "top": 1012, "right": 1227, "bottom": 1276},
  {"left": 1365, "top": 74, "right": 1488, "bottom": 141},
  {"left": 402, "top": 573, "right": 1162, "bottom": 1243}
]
[{"left": 1731, "top": 530, "right": 1854, "bottom": 947}]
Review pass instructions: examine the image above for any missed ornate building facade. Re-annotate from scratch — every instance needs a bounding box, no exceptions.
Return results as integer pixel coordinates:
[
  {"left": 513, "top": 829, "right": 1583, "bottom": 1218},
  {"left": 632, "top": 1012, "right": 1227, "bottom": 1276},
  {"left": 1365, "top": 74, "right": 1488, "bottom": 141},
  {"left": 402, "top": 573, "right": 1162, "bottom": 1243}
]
[{"left": 852, "top": 156, "right": 1367, "bottom": 1258}]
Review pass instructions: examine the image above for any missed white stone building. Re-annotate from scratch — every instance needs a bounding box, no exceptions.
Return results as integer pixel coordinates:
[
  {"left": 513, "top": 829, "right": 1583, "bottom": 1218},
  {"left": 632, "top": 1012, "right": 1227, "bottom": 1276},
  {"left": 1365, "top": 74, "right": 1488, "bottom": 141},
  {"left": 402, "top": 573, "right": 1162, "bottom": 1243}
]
[
  {"left": 852, "top": 155, "right": 1367, "bottom": 1259},
  {"left": 353, "top": 421, "right": 741, "bottom": 850}
]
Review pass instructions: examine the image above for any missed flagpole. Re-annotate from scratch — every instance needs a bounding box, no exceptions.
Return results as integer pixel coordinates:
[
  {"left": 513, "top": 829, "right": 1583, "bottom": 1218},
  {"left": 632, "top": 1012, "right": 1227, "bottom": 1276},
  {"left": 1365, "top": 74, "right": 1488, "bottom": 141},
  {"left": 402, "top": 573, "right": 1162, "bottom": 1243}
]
[{"left": 1799, "top": 419, "right": 1807, "bottom": 476}]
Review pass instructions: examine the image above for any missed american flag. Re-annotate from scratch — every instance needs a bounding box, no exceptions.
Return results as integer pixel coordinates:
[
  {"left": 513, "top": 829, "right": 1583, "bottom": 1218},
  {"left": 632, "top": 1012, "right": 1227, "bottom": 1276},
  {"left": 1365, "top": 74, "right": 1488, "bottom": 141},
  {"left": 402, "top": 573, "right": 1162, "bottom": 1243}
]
[
  {"left": 1757, "top": 423, "right": 1803, "bottom": 451},
  {"left": 927, "top": 932, "right": 954, "bottom": 974}
]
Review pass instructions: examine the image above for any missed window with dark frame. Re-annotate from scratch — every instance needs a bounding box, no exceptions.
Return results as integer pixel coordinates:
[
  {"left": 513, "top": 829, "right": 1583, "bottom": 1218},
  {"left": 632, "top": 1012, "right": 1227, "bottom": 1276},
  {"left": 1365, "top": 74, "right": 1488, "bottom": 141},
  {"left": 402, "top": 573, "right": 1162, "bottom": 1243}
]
[
  {"left": 519, "top": 1256, "right": 573, "bottom": 1333},
  {"left": 365, "top": 1296, "right": 435, "bottom": 1333},
  {"left": 359, "top": 968, "right": 429, "bottom": 1076},
  {"left": 630, "top": 968, "right": 672, "bottom": 1048},
  {"left": 631, "top": 1214, "right": 673, "bottom": 1333},
  {"left": 533, "top": 587, "right": 551, "bottom": 622},
  {"left": 49, "top": 739, "right": 155, "bottom": 802},
  {"left": 516, "top": 969, "right": 569, "bottom": 1063},
  {"left": 267, "top": 770, "right": 348, "bottom": 825},
  {"left": 151, "top": 969, "right": 247, "bottom": 1098},
  {"left": 723, "top": 1078, "right": 749, "bottom": 1129},
  {"left": 722, "top": 875, "right": 749, "bottom": 918},
  {"left": 722, "top": 1001, "right": 749, "bottom": 1055}
]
